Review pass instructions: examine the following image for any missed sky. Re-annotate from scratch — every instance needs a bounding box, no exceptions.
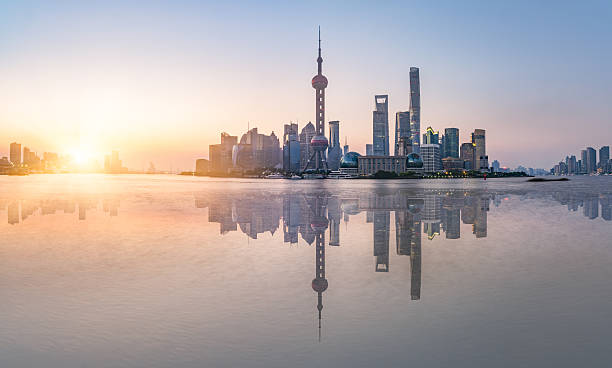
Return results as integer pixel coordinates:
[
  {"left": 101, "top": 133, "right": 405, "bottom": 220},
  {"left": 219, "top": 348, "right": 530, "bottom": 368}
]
[{"left": 1, "top": 0, "right": 611, "bottom": 171}]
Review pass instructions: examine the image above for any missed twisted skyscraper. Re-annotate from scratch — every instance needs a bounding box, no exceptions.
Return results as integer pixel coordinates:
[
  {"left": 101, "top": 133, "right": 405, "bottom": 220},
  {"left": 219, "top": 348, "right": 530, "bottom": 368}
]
[{"left": 409, "top": 67, "right": 421, "bottom": 153}]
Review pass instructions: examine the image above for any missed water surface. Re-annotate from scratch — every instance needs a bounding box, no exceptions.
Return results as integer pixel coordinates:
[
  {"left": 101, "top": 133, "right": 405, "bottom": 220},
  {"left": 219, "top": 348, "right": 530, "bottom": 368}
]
[{"left": 1, "top": 175, "right": 611, "bottom": 367}]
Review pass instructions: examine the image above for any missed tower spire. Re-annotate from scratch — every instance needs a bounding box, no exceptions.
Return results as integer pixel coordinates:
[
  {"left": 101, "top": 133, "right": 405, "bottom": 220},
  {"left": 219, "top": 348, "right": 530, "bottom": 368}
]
[{"left": 317, "top": 26, "right": 322, "bottom": 75}]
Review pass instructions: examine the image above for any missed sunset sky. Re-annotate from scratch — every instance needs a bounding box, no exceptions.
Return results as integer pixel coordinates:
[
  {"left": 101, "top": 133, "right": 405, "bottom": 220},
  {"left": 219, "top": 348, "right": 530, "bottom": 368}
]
[{"left": 1, "top": 0, "right": 611, "bottom": 171}]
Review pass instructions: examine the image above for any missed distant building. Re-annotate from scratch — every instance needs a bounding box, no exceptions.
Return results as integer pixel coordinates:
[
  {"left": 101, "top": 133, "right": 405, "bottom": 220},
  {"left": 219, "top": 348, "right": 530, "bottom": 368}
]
[
  {"left": 372, "top": 95, "right": 389, "bottom": 156},
  {"left": 195, "top": 159, "right": 209, "bottom": 176},
  {"left": 209, "top": 132, "right": 237, "bottom": 174},
  {"left": 9, "top": 142, "right": 21, "bottom": 166},
  {"left": 366, "top": 144, "right": 373, "bottom": 156},
  {"left": 442, "top": 157, "right": 464, "bottom": 171},
  {"left": 422, "top": 127, "right": 439, "bottom": 145},
  {"left": 394, "top": 111, "right": 411, "bottom": 156},
  {"left": 585, "top": 147, "right": 597, "bottom": 174},
  {"left": 580, "top": 150, "right": 587, "bottom": 174},
  {"left": 460, "top": 143, "right": 475, "bottom": 170},
  {"left": 299, "top": 122, "right": 316, "bottom": 172},
  {"left": 327, "top": 121, "right": 341, "bottom": 170},
  {"left": 409, "top": 67, "right": 421, "bottom": 153},
  {"left": 491, "top": 160, "right": 500, "bottom": 172},
  {"left": 420, "top": 144, "right": 442, "bottom": 172},
  {"left": 104, "top": 150, "right": 125, "bottom": 173},
  {"left": 443, "top": 128, "right": 459, "bottom": 158},
  {"left": 397, "top": 136, "right": 412, "bottom": 156},
  {"left": 283, "top": 132, "right": 301, "bottom": 173},
  {"left": 233, "top": 128, "right": 281, "bottom": 170},
  {"left": 358, "top": 154, "right": 423, "bottom": 176},
  {"left": 598, "top": 146, "right": 609, "bottom": 171},
  {"left": 471, "top": 129, "right": 487, "bottom": 171},
  {"left": 343, "top": 137, "right": 349, "bottom": 157}
]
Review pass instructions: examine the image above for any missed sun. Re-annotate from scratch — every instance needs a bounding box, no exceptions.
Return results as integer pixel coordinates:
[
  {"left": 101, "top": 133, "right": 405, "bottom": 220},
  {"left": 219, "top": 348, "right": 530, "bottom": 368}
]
[{"left": 68, "top": 147, "right": 94, "bottom": 165}]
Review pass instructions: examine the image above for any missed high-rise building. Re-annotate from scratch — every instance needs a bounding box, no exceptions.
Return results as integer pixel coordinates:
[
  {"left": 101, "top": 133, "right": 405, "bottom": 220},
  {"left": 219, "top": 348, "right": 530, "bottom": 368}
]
[
  {"left": 304, "top": 28, "right": 329, "bottom": 172},
  {"left": 599, "top": 146, "right": 609, "bottom": 170},
  {"left": 443, "top": 128, "right": 459, "bottom": 158},
  {"left": 460, "top": 142, "right": 475, "bottom": 170},
  {"left": 236, "top": 128, "right": 281, "bottom": 170},
  {"left": 420, "top": 144, "right": 441, "bottom": 172},
  {"left": 195, "top": 159, "right": 209, "bottom": 175},
  {"left": 327, "top": 121, "right": 341, "bottom": 170},
  {"left": 397, "top": 136, "right": 412, "bottom": 156},
  {"left": 9, "top": 142, "right": 21, "bottom": 166},
  {"left": 409, "top": 67, "right": 421, "bottom": 153},
  {"left": 343, "top": 137, "right": 349, "bottom": 157},
  {"left": 372, "top": 95, "right": 389, "bottom": 156},
  {"left": 366, "top": 144, "right": 373, "bottom": 156},
  {"left": 209, "top": 132, "right": 237, "bottom": 174},
  {"left": 283, "top": 124, "right": 301, "bottom": 173},
  {"left": 471, "top": 129, "right": 487, "bottom": 171},
  {"left": 299, "top": 122, "right": 316, "bottom": 171},
  {"left": 585, "top": 147, "right": 597, "bottom": 174},
  {"left": 491, "top": 160, "right": 500, "bottom": 172},
  {"left": 394, "top": 111, "right": 411, "bottom": 156},
  {"left": 422, "top": 127, "right": 439, "bottom": 145}
]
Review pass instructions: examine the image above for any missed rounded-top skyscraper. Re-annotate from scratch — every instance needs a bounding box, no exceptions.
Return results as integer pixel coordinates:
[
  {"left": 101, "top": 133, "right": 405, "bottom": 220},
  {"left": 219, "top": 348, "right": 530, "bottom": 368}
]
[{"left": 305, "top": 27, "right": 329, "bottom": 172}]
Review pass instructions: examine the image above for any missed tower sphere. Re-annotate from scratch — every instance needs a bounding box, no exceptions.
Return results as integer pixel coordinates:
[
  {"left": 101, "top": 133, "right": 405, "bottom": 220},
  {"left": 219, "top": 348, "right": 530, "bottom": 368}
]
[
  {"left": 312, "top": 75, "right": 328, "bottom": 89},
  {"left": 310, "top": 135, "right": 329, "bottom": 151},
  {"left": 312, "top": 278, "right": 328, "bottom": 293}
]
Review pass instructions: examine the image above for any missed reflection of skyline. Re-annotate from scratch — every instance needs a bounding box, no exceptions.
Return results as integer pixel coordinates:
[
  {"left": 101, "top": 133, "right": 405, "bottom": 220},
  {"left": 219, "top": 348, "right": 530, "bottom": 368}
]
[{"left": 2, "top": 198, "right": 120, "bottom": 225}]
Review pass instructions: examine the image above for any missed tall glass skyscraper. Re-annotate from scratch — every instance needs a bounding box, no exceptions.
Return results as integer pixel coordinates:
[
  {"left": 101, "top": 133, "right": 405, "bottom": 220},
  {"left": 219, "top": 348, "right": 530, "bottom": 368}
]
[
  {"left": 443, "top": 128, "right": 459, "bottom": 158},
  {"left": 372, "top": 95, "right": 389, "bottom": 156},
  {"left": 409, "top": 67, "right": 420, "bottom": 153},
  {"left": 394, "top": 111, "right": 410, "bottom": 156}
]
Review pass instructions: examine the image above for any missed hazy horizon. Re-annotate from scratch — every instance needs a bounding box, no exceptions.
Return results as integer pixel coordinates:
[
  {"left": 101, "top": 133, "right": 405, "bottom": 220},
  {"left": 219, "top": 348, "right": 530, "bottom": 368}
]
[{"left": 1, "top": 1, "right": 611, "bottom": 171}]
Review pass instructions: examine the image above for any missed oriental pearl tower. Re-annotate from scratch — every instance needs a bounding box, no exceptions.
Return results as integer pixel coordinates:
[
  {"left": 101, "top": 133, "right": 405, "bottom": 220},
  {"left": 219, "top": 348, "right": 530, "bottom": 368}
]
[
  {"left": 305, "top": 27, "right": 329, "bottom": 173},
  {"left": 308, "top": 193, "right": 329, "bottom": 341}
]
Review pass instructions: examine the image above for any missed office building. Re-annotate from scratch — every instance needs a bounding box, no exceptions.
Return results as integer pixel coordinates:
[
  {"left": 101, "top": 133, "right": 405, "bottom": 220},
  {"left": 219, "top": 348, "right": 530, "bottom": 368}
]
[
  {"left": 409, "top": 67, "right": 421, "bottom": 153},
  {"left": 358, "top": 154, "right": 423, "bottom": 176},
  {"left": 195, "top": 159, "right": 209, "bottom": 175},
  {"left": 397, "top": 136, "right": 412, "bottom": 156},
  {"left": 580, "top": 149, "right": 588, "bottom": 174},
  {"left": 599, "top": 146, "right": 609, "bottom": 170},
  {"left": 422, "top": 127, "right": 439, "bottom": 145},
  {"left": 209, "top": 132, "right": 237, "bottom": 174},
  {"left": 442, "top": 157, "right": 464, "bottom": 171},
  {"left": 471, "top": 129, "right": 487, "bottom": 171},
  {"left": 283, "top": 133, "right": 301, "bottom": 173},
  {"left": 394, "top": 111, "right": 411, "bottom": 156},
  {"left": 327, "top": 120, "right": 341, "bottom": 170},
  {"left": 585, "top": 147, "right": 596, "bottom": 174},
  {"left": 460, "top": 143, "right": 475, "bottom": 170},
  {"left": 366, "top": 144, "right": 373, "bottom": 156},
  {"left": 9, "top": 142, "right": 21, "bottom": 166},
  {"left": 443, "top": 128, "right": 459, "bottom": 158},
  {"left": 372, "top": 95, "right": 389, "bottom": 156},
  {"left": 491, "top": 160, "right": 500, "bottom": 172},
  {"left": 299, "top": 122, "right": 316, "bottom": 171},
  {"left": 420, "top": 144, "right": 441, "bottom": 172}
]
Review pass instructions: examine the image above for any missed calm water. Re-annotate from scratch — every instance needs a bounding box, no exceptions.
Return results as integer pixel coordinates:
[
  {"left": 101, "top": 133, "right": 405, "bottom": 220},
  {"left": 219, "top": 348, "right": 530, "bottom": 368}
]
[{"left": 1, "top": 175, "right": 611, "bottom": 368}]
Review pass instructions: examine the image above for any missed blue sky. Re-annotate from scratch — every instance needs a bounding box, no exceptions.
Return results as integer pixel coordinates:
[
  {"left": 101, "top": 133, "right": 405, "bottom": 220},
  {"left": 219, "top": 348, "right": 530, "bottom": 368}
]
[{"left": 1, "top": 0, "right": 611, "bottom": 170}]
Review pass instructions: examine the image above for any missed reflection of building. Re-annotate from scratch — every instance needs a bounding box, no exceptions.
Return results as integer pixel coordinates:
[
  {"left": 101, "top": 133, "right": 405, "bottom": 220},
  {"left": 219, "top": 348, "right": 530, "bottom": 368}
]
[{"left": 373, "top": 211, "right": 390, "bottom": 272}]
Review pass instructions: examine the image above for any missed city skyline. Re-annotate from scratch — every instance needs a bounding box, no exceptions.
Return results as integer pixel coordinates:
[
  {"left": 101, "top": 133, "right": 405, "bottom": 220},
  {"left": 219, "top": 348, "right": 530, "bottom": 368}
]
[{"left": 1, "top": 1, "right": 611, "bottom": 170}]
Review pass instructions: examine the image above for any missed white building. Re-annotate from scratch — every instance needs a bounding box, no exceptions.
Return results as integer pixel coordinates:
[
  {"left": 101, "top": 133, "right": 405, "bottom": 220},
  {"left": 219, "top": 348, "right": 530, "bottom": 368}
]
[{"left": 420, "top": 144, "right": 442, "bottom": 172}]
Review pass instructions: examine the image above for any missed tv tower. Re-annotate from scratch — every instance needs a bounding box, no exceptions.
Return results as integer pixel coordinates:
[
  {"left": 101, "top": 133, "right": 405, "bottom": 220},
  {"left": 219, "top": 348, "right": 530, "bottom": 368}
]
[{"left": 305, "top": 27, "right": 329, "bottom": 172}]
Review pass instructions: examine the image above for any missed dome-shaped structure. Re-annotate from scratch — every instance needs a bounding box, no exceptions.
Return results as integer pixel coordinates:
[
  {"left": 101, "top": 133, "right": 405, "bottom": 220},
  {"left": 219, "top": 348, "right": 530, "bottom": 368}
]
[
  {"left": 312, "top": 75, "right": 328, "bottom": 89},
  {"left": 406, "top": 153, "right": 424, "bottom": 168},
  {"left": 310, "top": 216, "right": 329, "bottom": 233},
  {"left": 340, "top": 151, "right": 361, "bottom": 168},
  {"left": 312, "top": 278, "right": 328, "bottom": 293},
  {"left": 310, "top": 135, "right": 328, "bottom": 151}
]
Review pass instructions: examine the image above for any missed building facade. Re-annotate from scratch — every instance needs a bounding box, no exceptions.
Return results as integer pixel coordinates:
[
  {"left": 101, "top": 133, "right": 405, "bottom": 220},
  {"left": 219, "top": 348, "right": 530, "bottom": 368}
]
[
  {"left": 394, "top": 111, "right": 411, "bottom": 156},
  {"left": 443, "top": 128, "right": 459, "bottom": 158},
  {"left": 420, "top": 144, "right": 442, "bottom": 172},
  {"left": 9, "top": 142, "right": 21, "bottom": 166},
  {"left": 409, "top": 67, "right": 420, "bottom": 153},
  {"left": 372, "top": 95, "right": 389, "bottom": 156},
  {"left": 471, "top": 129, "right": 487, "bottom": 171},
  {"left": 327, "top": 120, "right": 341, "bottom": 170},
  {"left": 460, "top": 143, "right": 475, "bottom": 170}
]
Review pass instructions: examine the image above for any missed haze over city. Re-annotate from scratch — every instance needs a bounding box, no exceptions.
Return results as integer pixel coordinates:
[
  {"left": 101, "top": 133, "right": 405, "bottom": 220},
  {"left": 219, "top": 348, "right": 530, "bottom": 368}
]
[{"left": 1, "top": 1, "right": 611, "bottom": 171}]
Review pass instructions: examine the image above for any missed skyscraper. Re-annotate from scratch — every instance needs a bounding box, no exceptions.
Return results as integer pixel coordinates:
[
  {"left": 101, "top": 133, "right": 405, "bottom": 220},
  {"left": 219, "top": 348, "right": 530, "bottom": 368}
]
[
  {"left": 366, "top": 144, "right": 373, "bottom": 156},
  {"left": 585, "top": 147, "right": 596, "bottom": 174},
  {"left": 9, "top": 142, "right": 21, "bottom": 166},
  {"left": 443, "top": 128, "right": 459, "bottom": 158},
  {"left": 283, "top": 123, "right": 301, "bottom": 173},
  {"left": 471, "top": 129, "right": 487, "bottom": 171},
  {"left": 599, "top": 146, "right": 609, "bottom": 170},
  {"left": 394, "top": 111, "right": 410, "bottom": 156},
  {"left": 580, "top": 149, "right": 587, "bottom": 174},
  {"left": 409, "top": 67, "right": 421, "bottom": 153},
  {"left": 305, "top": 28, "right": 329, "bottom": 172},
  {"left": 299, "top": 122, "right": 316, "bottom": 171},
  {"left": 327, "top": 121, "right": 341, "bottom": 170},
  {"left": 422, "top": 127, "right": 439, "bottom": 145},
  {"left": 460, "top": 142, "right": 475, "bottom": 170},
  {"left": 372, "top": 95, "right": 389, "bottom": 156}
]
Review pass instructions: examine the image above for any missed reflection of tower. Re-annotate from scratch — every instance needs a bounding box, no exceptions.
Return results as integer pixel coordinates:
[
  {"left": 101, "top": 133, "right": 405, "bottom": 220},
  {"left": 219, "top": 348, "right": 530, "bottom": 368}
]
[
  {"left": 327, "top": 196, "right": 341, "bottom": 246},
  {"left": 8, "top": 201, "right": 20, "bottom": 225},
  {"left": 395, "top": 200, "right": 422, "bottom": 300},
  {"left": 305, "top": 28, "right": 329, "bottom": 172},
  {"left": 308, "top": 194, "right": 329, "bottom": 341},
  {"left": 373, "top": 211, "right": 390, "bottom": 272}
]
